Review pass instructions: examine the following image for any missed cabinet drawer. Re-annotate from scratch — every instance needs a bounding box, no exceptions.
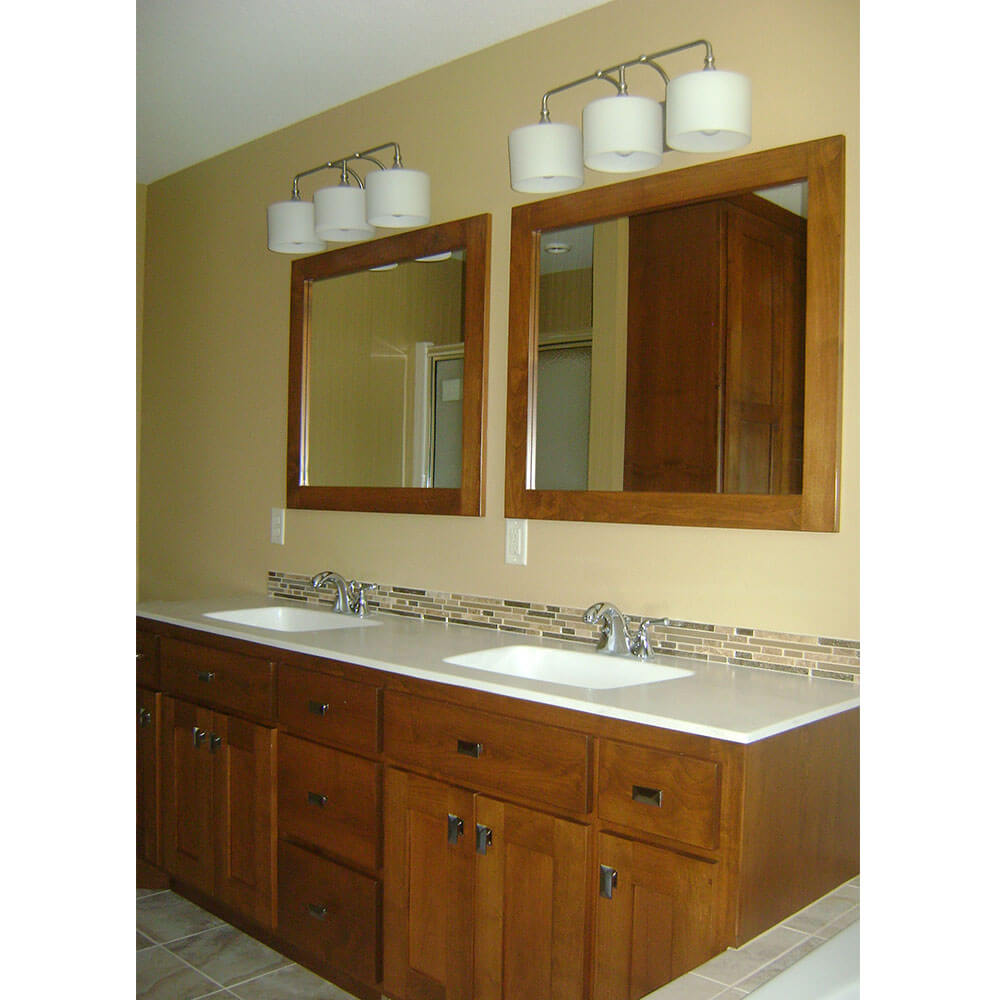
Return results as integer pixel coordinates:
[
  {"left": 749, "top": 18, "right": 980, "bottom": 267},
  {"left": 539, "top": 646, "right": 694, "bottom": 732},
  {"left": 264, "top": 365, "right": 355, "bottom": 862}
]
[
  {"left": 136, "top": 629, "right": 159, "bottom": 687},
  {"left": 278, "top": 663, "right": 379, "bottom": 754},
  {"left": 598, "top": 739, "right": 721, "bottom": 850},
  {"left": 383, "top": 691, "right": 589, "bottom": 814},
  {"left": 278, "top": 734, "right": 380, "bottom": 871},
  {"left": 277, "top": 840, "right": 380, "bottom": 987},
  {"left": 161, "top": 637, "right": 274, "bottom": 721}
]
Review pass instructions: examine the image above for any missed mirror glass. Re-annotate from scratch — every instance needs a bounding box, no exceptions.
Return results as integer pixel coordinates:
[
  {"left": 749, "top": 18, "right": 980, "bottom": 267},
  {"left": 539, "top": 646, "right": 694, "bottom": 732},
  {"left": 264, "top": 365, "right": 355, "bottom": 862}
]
[
  {"left": 288, "top": 214, "right": 490, "bottom": 515},
  {"left": 533, "top": 183, "right": 807, "bottom": 495},
  {"left": 308, "top": 253, "right": 467, "bottom": 488},
  {"left": 505, "top": 136, "right": 844, "bottom": 531}
]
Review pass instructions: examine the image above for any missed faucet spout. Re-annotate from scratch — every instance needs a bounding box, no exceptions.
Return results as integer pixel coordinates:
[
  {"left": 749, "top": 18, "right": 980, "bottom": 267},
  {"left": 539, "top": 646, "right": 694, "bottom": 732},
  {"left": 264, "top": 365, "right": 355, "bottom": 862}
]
[
  {"left": 583, "top": 602, "right": 633, "bottom": 656},
  {"left": 310, "top": 570, "right": 351, "bottom": 613}
]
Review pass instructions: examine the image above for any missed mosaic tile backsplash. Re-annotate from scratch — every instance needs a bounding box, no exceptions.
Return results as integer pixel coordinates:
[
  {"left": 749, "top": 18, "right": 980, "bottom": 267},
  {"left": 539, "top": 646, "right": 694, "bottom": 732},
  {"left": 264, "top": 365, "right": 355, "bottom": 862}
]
[{"left": 267, "top": 571, "right": 859, "bottom": 683}]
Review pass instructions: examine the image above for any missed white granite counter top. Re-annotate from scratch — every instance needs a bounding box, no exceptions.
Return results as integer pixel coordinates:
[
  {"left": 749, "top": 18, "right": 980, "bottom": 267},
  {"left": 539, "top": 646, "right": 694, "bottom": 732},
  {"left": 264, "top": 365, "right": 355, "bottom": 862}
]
[{"left": 136, "top": 594, "right": 858, "bottom": 744}]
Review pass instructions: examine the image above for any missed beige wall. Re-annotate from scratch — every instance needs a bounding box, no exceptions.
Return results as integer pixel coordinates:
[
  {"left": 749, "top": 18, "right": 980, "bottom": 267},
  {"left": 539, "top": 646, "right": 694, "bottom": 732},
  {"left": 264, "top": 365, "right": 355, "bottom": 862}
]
[{"left": 138, "top": 0, "right": 860, "bottom": 638}]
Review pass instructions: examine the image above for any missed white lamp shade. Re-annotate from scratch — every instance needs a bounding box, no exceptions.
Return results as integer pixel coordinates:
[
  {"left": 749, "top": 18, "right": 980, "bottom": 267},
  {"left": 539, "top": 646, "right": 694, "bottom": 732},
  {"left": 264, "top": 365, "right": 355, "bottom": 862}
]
[
  {"left": 665, "top": 69, "right": 751, "bottom": 152},
  {"left": 267, "top": 200, "right": 326, "bottom": 253},
  {"left": 508, "top": 121, "right": 583, "bottom": 192},
  {"left": 314, "top": 184, "right": 374, "bottom": 242},
  {"left": 365, "top": 168, "right": 430, "bottom": 228},
  {"left": 583, "top": 94, "right": 663, "bottom": 173}
]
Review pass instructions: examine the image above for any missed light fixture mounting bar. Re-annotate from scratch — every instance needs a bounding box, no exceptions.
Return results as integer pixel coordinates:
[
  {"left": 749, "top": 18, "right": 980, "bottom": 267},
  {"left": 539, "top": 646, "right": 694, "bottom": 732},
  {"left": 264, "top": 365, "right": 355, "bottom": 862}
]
[
  {"left": 288, "top": 141, "right": 407, "bottom": 198},
  {"left": 537, "top": 38, "right": 716, "bottom": 121}
]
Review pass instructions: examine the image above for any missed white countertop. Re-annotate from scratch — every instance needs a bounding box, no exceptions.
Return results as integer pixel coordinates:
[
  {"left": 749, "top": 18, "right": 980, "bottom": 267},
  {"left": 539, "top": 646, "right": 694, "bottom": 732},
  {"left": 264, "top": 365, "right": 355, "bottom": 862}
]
[{"left": 136, "top": 595, "right": 858, "bottom": 744}]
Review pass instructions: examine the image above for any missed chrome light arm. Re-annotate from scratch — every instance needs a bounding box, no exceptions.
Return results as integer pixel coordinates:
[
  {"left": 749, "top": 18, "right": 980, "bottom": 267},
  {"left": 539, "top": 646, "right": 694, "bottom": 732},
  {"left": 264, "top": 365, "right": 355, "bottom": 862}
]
[
  {"left": 287, "top": 141, "right": 408, "bottom": 199},
  {"left": 534, "top": 38, "right": 716, "bottom": 124}
]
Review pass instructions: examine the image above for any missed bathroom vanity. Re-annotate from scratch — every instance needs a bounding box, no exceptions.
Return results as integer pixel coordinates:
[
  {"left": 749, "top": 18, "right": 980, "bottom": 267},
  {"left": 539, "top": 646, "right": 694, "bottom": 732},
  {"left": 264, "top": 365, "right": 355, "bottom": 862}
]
[{"left": 136, "top": 598, "right": 858, "bottom": 1000}]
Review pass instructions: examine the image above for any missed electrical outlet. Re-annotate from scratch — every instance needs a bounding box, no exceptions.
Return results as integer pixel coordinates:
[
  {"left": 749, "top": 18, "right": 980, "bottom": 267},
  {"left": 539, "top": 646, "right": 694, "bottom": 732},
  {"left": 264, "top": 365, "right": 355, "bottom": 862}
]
[
  {"left": 270, "top": 507, "right": 285, "bottom": 544},
  {"left": 505, "top": 518, "right": 527, "bottom": 565}
]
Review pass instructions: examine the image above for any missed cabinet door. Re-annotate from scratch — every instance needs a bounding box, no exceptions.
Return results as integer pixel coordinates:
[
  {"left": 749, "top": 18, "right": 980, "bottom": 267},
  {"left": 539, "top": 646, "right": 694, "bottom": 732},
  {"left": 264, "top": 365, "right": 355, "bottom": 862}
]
[
  {"left": 383, "top": 768, "right": 476, "bottom": 1000},
  {"left": 137, "top": 688, "right": 160, "bottom": 864},
  {"left": 593, "top": 832, "right": 720, "bottom": 1000},
  {"left": 161, "top": 696, "right": 215, "bottom": 895},
  {"left": 474, "top": 797, "right": 589, "bottom": 1000},
  {"left": 212, "top": 712, "right": 277, "bottom": 929}
]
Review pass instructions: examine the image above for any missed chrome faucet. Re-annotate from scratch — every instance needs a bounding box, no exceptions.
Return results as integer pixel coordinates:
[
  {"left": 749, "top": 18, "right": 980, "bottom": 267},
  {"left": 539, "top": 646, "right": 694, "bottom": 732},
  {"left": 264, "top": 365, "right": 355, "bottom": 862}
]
[
  {"left": 584, "top": 603, "right": 670, "bottom": 660},
  {"left": 348, "top": 580, "right": 376, "bottom": 618},
  {"left": 310, "top": 570, "right": 351, "bottom": 612},
  {"left": 584, "top": 603, "right": 634, "bottom": 656}
]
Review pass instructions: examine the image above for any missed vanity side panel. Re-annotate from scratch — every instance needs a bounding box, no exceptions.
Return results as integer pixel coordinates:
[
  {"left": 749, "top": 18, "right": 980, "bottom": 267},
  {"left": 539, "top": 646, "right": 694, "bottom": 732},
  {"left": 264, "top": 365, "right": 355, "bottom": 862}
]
[{"left": 736, "top": 708, "right": 859, "bottom": 943}]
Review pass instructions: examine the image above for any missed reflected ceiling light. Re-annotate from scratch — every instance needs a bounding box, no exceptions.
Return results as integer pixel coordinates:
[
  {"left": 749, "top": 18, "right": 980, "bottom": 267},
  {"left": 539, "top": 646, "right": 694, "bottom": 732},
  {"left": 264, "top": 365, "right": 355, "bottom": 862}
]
[
  {"left": 544, "top": 241, "right": 572, "bottom": 255},
  {"left": 508, "top": 39, "right": 750, "bottom": 193},
  {"left": 267, "top": 141, "right": 430, "bottom": 255}
]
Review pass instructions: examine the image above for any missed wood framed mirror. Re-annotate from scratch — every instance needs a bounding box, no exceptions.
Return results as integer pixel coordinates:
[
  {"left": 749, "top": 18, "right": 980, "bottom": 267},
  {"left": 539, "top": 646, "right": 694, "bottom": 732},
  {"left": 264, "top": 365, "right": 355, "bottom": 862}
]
[
  {"left": 505, "top": 135, "right": 844, "bottom": 531},
  {"left": 287, "top": 213, "right": 490, "bottom": 515}
]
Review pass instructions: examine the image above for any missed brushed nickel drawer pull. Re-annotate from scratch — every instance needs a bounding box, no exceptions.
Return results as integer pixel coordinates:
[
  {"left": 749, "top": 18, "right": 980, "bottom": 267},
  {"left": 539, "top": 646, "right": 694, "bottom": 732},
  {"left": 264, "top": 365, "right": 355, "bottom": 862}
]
[
  {"left": 599, "top": 864, "right": 618, "bottom": 899},
  {"left": 197, "top": 671, "right": 216, "bottom": 683},
  {"left": 209, "top": 734, "right": 223, "bottom": 753},
  {"left": 306, "top": 902, "right": 328, "bottom": 920},
  {"left": 307, "top": 791, "right": 328, "bottom": 808},
  {"left": 138, "top": 708, "right": 153, "bottom": 728},
  {"left": 457, "top": 739, "right": 483, "bottom": 758},
  {"left": 476, "top": 823, "right": 493, "bottom": 855},
  {"left": 192, "top": 726, "right": 208, "bottom": 748},
  {"left": 632, "top": 785, "right": 663, "bottom": 808},
  {"left": 136, "top": 652, "right": 145, "bottom": 661},
  {"left": 447, "top": 813, "right": 465, "bottom": 844},
  {"left": 308, "top": 700, "right": 330, "bottom": 716}
]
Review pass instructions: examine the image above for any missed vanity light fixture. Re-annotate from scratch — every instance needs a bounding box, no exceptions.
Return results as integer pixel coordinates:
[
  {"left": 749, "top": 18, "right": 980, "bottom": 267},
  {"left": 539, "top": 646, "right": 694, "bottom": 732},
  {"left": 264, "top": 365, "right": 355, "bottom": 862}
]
[
  {"left": 267, "top": 141, "right": 430, "bottom": 254},
  {"left": 508, "top": 39, "right": 750, "bottom": 192}
]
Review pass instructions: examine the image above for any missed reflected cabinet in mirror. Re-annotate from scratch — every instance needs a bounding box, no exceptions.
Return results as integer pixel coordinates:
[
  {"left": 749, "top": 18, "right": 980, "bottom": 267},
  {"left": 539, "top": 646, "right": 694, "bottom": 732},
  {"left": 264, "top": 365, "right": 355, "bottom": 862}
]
[
  {"left": 288, "top": 214, "right": 490, "bottom": 514},
  {"left": 506, "top": 136, "right": 844, "bottom": 530}
]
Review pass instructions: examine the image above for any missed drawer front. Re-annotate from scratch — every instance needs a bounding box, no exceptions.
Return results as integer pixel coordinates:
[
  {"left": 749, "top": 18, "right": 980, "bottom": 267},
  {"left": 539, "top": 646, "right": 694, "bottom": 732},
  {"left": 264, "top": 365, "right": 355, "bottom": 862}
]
[
  {"left": 277, "top": 839, "right": 381, "bottom": 987},
  {"left": 278, "top": 734, "right": 380, "bottom": 871},
  {"left": 598, "top": 739, "right": 721, "bottom": 850},
  {"left": 136, "top": 629, "right": 159, "bottom": 687},
  {"left": 278, "top": 663, "right": 379, "bottom": 754},
  {"left": 383, "top": 690, "right": 589, "bottom": 814},
  {"left": 161, "top": 637, "right": 274, "bottom": 721}
]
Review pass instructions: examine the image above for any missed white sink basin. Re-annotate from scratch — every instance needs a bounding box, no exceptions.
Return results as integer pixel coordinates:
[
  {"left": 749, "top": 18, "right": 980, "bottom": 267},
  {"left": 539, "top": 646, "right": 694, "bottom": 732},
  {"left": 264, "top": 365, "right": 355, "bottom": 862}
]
[
  {"left": 203, "top": 606, "right": 381, "bottom": 632},
  {"left": 443, "top": 644, "right": 692, "bottom": 690}
]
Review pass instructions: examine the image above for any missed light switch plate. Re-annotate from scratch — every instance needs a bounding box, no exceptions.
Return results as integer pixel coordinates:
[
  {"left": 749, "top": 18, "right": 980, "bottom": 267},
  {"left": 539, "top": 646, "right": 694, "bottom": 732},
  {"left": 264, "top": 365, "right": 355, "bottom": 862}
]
[
  {"left": 505, "top": 518, "right": 527, "bottom": 565},
  {"left": 270, "top": 507, "right": 285, "bottom": 545}
]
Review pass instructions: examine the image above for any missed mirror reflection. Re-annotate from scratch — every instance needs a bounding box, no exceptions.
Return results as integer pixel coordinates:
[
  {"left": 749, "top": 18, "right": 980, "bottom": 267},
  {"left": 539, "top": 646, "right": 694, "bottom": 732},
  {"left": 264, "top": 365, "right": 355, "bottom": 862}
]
[
  {"left": 534, "top": 183, "right": 808, "bottom": 495},
  {"left": 307, "top": 253, "right": 466, "bottom": 488}
]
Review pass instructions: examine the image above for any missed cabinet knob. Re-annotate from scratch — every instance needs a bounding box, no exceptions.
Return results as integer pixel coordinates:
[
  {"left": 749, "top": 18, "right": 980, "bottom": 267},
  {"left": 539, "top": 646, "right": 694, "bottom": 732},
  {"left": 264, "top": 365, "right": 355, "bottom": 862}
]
[
  {"left": 137, "top": 707, "right": 153, "bottom": 728},
  {"left": 447, "top": 813, "right": 465, "bottom": 844},
  {"left": 306, "top": 902, "right": 328, "bottom": 920},
  {"left": 209, "top": 733, "right": 223, "bottom": 753},
  {"left": 307, "top": 700, "right": 330, "bottom": 716},
  {"left": 192, "top": 727, "right": 208, "bottom": 748},
  {"left": 136, "top": 652, "right": 145, "bottom": 661},
  {"left": 197, "top": 671, "right": 216, "bottom": 684}
]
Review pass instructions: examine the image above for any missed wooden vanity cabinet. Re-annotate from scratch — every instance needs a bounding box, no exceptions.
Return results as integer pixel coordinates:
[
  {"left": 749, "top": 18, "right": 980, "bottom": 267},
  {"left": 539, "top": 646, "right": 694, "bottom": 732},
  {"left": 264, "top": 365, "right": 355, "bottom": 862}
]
[
  {"left": 161, "top": 694, "right": 277, "bottom": 928},
  {"left": 137, "top": 618, "right": 858, "bottom": 1000},
  {"left": 383, "top": 768, "right": 589, "bottom": 1000},
  {"left": 274, "top": 658, "right": 384, "bottom": 998},
  {"left": 136, "top": 686, "right": 160, "bottom": 865}
]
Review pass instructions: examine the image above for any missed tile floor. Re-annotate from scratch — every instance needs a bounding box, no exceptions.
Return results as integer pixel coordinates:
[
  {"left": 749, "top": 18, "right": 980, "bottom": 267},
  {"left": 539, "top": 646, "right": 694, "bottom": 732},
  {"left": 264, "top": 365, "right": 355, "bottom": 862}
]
[
  {"left": 136, "top": 888, "right": 360, "bottom": 999},
  {"left": 138, "top": 877, "right": 859, "bottom": 999},
  {"left": 644, "top": 876, "right": 860, "bottom": 999}
]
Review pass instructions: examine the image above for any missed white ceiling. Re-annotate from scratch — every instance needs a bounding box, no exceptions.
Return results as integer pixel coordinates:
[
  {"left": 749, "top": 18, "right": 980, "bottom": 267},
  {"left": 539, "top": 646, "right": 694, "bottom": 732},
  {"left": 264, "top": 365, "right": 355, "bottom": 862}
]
[{"left": 137, "top": 0, "right": 610, "bottom": 184}]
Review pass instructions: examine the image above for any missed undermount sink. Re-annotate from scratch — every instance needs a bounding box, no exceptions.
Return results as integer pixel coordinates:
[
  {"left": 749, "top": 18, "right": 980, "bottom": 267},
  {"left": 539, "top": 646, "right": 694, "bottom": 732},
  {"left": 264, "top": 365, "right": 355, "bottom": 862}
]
[
  {"left": 203, "top": 606, "right": 381, "bottom": 632},
  {"left": 443, "top": 644, "right": 692, "bottom": 690}
]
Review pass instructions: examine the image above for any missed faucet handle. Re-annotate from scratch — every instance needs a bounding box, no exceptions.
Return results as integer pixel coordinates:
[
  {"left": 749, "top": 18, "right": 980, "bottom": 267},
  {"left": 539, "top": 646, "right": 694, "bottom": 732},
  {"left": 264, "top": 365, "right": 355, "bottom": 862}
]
[
  {"left": 631, "top": 617, "right": 670, "bottom": 660},
  {"left": 348, "top": 580, "right": 376, "bottom": 617}
]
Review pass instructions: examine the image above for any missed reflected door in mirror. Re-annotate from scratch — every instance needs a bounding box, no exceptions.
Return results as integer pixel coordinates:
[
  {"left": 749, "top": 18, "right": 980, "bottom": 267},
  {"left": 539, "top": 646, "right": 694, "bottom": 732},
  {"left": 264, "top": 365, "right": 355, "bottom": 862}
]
[{"left": 533, "top": 192, "right": 806, "bottom": 496}]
